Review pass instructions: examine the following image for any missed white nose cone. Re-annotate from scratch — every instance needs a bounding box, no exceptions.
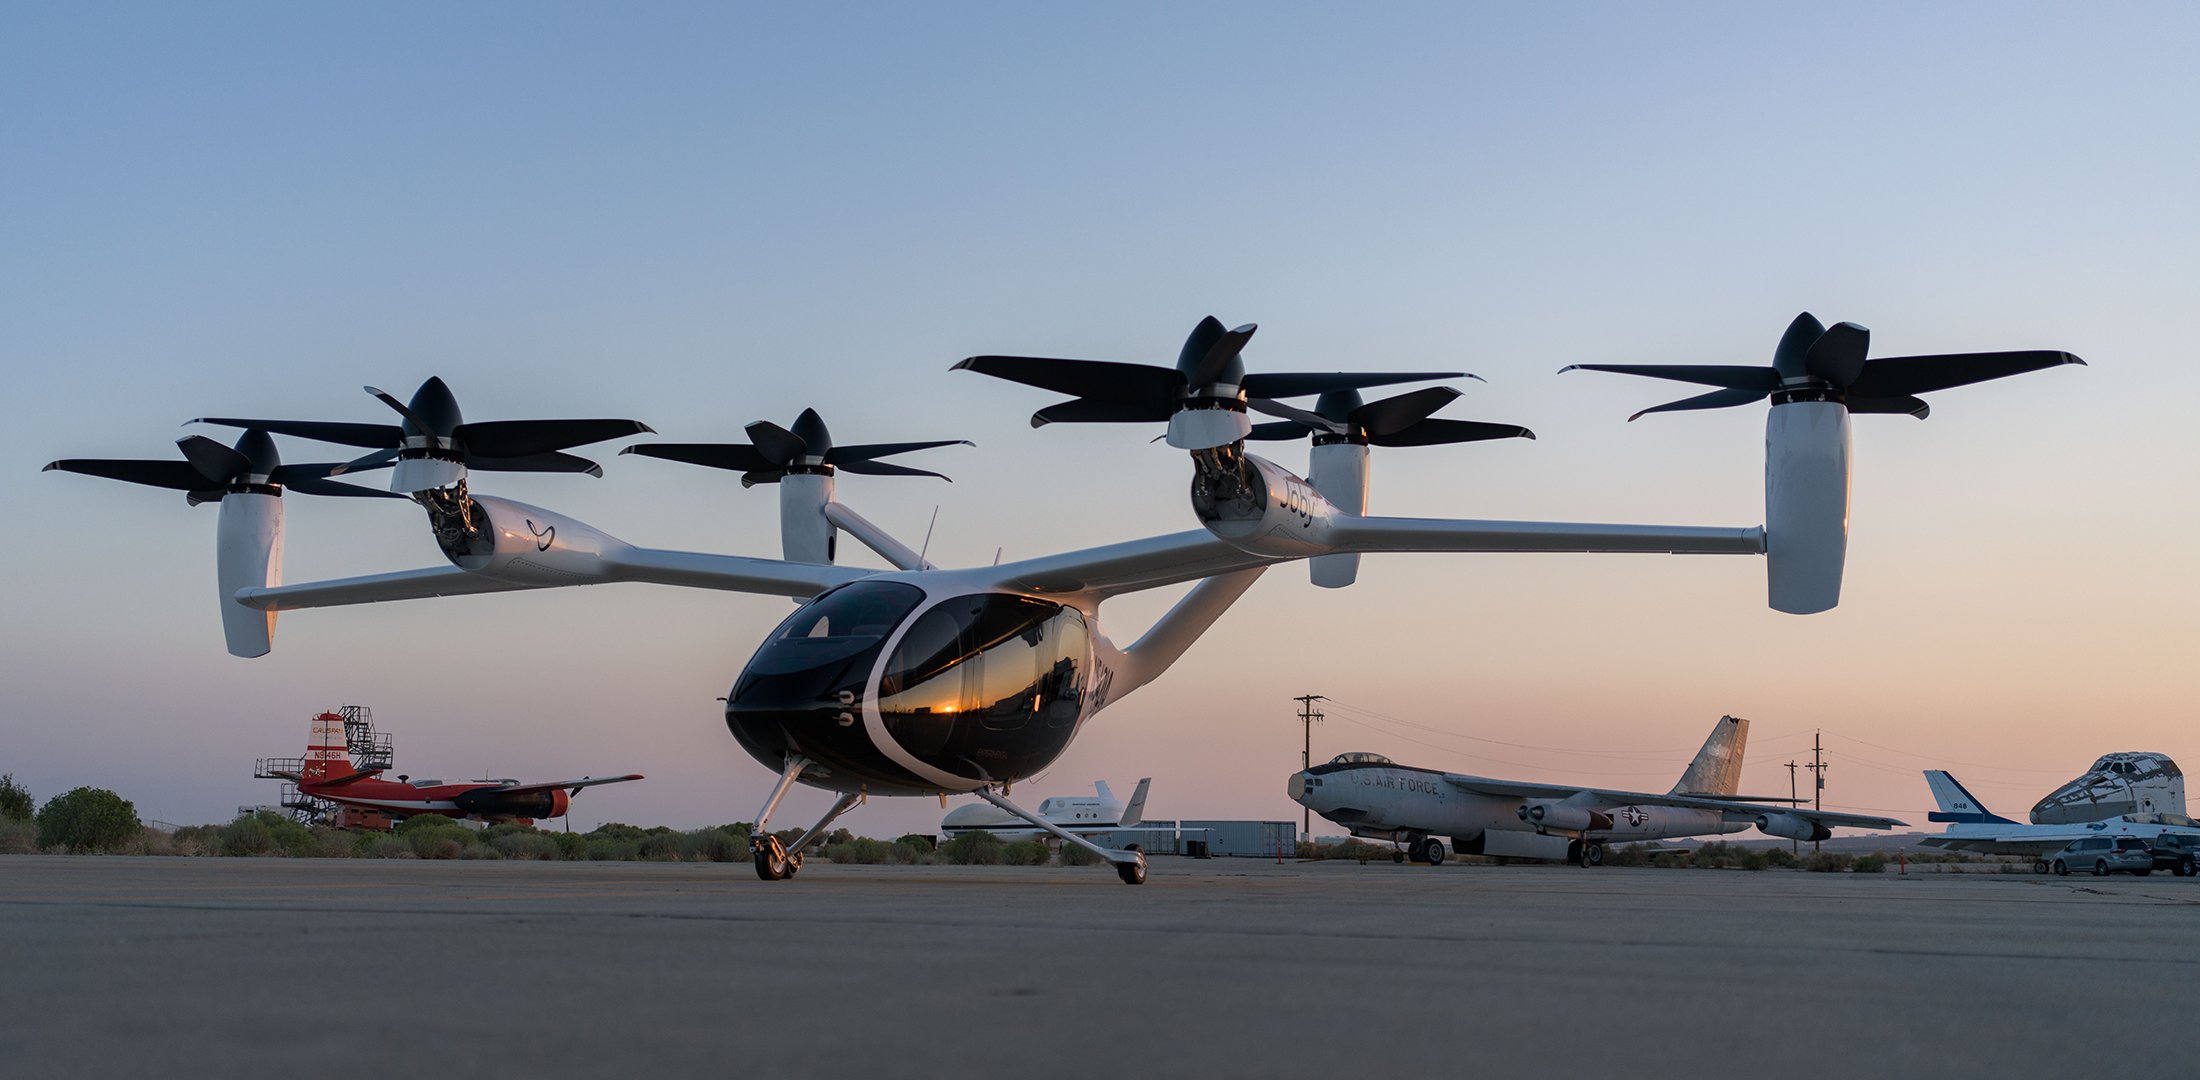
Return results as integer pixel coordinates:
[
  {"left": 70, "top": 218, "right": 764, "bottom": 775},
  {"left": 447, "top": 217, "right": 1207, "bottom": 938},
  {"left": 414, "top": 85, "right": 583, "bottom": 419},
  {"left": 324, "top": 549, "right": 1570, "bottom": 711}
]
[{"left": 1167, "top": 409, "right": 1252, "bottom": 451}]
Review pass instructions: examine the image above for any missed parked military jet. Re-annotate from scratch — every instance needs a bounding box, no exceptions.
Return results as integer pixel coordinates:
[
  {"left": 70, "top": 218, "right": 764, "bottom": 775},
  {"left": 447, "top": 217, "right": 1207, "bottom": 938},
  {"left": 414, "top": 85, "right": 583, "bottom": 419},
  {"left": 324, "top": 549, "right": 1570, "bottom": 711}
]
[{"left": 1288, "top": 715, "right": 1902, "bottom": 866}]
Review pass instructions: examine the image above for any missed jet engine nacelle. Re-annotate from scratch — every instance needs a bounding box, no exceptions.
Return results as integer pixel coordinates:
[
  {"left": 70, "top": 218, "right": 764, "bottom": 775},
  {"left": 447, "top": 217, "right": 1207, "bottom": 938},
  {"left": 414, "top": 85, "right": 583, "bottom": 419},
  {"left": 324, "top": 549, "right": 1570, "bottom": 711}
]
[
  {"left": 1192, "top": 453, "right": 1340, "bottom": 559},
  {"left": 453, "top": 786, "right": 570, "bottom": 821},
  {"left": 1755, "top": 811, "right": 1830, "bottom": 843},
  {"left": 1517, "top": 801, "right": 1613, "bottom": 832},
  {"left": 432, "top": 493, "right": 631, "bottom": 586}
]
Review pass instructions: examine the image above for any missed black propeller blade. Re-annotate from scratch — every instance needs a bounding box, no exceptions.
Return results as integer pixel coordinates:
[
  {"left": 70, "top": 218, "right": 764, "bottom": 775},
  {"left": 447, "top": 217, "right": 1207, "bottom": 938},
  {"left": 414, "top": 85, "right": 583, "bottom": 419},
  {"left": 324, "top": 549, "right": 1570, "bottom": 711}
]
[
  {"left": 622, "top": 408, "right": 972, "bottom": 488},
  {"left": 1243, "top": 385, "right": 1535, "bottom": 447},
  {"left": 955, "top": 316, "right": 1467, "bottom": 430},
  {"left": 44, "top": 429, "right": 403, "bottom": 506},
  {"left": 1563, "top": 312, "right": 2085, "bottom": 420},
  {"left": 194, "top": 377, "right": 654, "bottom": 479}
]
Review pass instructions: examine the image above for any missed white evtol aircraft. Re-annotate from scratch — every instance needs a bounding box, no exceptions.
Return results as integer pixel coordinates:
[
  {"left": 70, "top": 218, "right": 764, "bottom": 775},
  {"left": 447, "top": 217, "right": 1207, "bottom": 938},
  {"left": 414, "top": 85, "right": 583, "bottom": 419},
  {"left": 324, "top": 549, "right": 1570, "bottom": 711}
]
[
  {"left": 1288, "top": 715, "right": 1901, "bottom": 866},
  {"left": 941, "top": 779, "right": 1151, "bottom": 841},
  {"left": 44, "top": 312, "right": 2082, "bottom": 884},
  {"left": 1918, "top": 770, "right": 2200, "bottom": 869}
]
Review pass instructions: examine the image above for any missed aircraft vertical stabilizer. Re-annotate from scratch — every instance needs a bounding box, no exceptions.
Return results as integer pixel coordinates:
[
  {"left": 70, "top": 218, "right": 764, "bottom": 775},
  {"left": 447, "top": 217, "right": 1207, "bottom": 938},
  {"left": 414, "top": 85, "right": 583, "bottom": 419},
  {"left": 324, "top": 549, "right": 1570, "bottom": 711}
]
[
  {"left": 1120, "top": 778, "right": 1151, "bottom": 827},
  {"left": 1670, "top": 715, "right": 1749, "bottom": 796},
  {"left": 1924, "top": 770, "right": 2016, "bottom": 824}
]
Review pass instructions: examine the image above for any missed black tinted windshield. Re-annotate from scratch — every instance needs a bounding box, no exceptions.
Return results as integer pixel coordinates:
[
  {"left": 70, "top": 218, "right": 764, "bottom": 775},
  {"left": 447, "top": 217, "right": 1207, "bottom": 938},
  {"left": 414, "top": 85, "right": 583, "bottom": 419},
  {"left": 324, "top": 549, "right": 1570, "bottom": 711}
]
[{"left": 744, "top": 582, "right": 925, "bottom": 676}]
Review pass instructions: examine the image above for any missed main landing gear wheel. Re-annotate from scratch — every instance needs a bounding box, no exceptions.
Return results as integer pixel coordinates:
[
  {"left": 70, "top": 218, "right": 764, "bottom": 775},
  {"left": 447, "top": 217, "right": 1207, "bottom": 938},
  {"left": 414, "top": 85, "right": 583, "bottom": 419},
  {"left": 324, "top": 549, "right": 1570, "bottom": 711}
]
[
  {"left": 1116, "top": 844, "right": 1147, "bottom": 886},
  {"left": 2052, "top": 859, "right": 2069, "bottom": 876},
  {"left": 1423, "top": 839, "right": 1446, "bottom": 866},
  {"left": 1583, "top": 843, "right": 1604, "bottom": 867},
  {"left": 753, "top": 837, "right": 791, "bottom": 881}
]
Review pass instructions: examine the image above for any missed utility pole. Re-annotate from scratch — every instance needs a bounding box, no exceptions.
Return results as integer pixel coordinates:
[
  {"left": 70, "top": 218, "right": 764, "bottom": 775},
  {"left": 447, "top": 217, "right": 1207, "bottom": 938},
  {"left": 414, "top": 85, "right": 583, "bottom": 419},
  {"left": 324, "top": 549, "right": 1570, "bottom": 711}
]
[
  {"left": 1786, "top": 760, "right": 1800, "bottom": 856},
  {"left": 1806, "top": 731, "right": 1828, "bottom": 853},
  {"left": 1294, "top": 694, "right": 1327, "bottom": 837}
]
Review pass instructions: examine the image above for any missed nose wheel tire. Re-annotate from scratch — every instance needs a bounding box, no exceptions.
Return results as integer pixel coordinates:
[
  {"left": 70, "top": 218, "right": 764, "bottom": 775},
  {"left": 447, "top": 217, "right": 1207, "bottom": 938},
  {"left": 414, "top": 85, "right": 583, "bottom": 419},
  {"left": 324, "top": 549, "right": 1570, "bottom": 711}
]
[
  {"left": 753, "top": 837, "right": 792, "bottom": 881},
  {"left": 1116, "top": 850, "right": 1147, "bottom": 886}
]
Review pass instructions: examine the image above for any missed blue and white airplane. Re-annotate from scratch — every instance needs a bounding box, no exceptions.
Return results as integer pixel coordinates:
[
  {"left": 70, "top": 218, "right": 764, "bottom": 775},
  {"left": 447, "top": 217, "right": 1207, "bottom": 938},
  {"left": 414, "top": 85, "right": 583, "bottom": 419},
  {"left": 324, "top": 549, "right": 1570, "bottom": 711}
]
[{"left": 1918, "top": 769, "right": 2200, "bottom": 867}]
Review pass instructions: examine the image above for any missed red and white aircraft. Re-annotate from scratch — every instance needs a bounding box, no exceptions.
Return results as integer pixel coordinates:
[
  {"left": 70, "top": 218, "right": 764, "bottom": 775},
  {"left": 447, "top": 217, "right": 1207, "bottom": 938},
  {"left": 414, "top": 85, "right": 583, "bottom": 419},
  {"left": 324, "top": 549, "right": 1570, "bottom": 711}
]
[{"left": 260, "top": 712, "right": 641, "bottom": 826}]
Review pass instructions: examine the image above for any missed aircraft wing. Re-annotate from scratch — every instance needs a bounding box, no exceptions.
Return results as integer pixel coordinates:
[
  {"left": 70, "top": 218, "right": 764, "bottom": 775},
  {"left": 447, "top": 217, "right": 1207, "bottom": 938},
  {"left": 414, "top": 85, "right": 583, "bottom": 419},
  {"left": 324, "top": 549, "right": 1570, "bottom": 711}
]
[
  {"left": 486, "top": 774, "right": 646, "bottom": 797},
  {"left": 1443, "top": 774, "right": 1903, "bottom": 830},
  {"left": 985, "top": 531, "right": 1285, "bottom": 597},
  {"left": 1327, "top": 516, "right": 1765, "bottom": 556},
  {"left": 238, "top": 550, "right": 871, "bottom": 612}
]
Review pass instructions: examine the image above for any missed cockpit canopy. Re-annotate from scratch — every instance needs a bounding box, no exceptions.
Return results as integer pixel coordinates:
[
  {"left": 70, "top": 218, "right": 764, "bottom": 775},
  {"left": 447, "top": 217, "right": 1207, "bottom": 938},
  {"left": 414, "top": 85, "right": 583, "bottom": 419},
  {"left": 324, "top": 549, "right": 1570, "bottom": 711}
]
[
  {"left": 1327, "top": 752, "right": 1393, "bottom": 766},
  {"left": 725, "top": 581, "right": 1092, "bottom": 789}
]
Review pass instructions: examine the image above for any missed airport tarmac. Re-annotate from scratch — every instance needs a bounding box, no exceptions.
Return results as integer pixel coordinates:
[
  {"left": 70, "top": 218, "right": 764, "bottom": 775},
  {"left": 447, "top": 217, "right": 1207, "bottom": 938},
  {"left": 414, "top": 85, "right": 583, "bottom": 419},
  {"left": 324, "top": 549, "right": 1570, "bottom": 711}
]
[{"left": 4, "top": 855, "right": 2195, "bottom": 1080}]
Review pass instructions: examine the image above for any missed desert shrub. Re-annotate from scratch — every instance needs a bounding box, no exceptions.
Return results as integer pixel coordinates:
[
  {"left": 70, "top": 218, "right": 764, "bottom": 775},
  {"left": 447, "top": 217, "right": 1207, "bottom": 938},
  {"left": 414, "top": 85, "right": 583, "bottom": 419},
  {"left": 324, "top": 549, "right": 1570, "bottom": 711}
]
[
  {"left": 1604, "top": 843, "right": 1652, "bottom": 867},
  {"left": 684, "top": 827, "right": 747, "bottom": 862},
  {"left": 1294, "top": 838, "right": 1392, "bottom": 862},
  {"left": 261, "top": 814, "right": 318, "bottom": 857},
  {"left": 170, "top": 824, "right": 223, "bottom": 856},
  {"left": 1804, "top": 851, "right": 1854, "bottom": 873},
  {"left": 637, "top": 832, "right": 682, "bottom": 861},
  {"left": 1000, "top": 840, "right": 1050, "bottom": 866},
  {"left": 121, "top": 827, "right": 178, "bottom": 856},
  {"left": 552, "top": 831, "right": 588, "bottom": 860},
  {"left": 1853, "top": 853, "right": 1889, "bottom": 874},
  {"left": 36, "top": 787, "right": 141, "bottom": 853},
  {"left": 219, "top": 815, "right": 276, "bottom": 856},
  {"left": 0, "top": 818, "right": 37, "bottom": 854},
  {"left": 895, "top": 833, "right": 935, "bottom": 853},
  {"left": 0, "top": 774, "right": 33, "bottom": 821},
  {"left": 492, "top": 832, "right": 562, "bottom": 860},
  {"left": 589, "top": 822, "right": 647, "bottom": 842},
  {"left": 825, "top": 837, "right": 896, "bottom": 864},
  {"left": 586, "top": 837, "right": 638, "bottom": 861},
  {"left": 401, "top": 817, "right": 475, "bottom": 859},
  {"left": 889, "top": 840, "right": 932, "bottom": 864},
  {"left": 1762, "top": 846, "right": 1802, "bottom": 869},
  {"left": 1691, "top": 842, "right": 1746, "bottom": 869},
  {"left": 366, "top": 835, "right": 414, "bottom": 858},
  {"left": 941, "top": 830, "right": 1004, "bottom": 865},
  {"left": 458, "top": 843, "right": 502, "bottom": 859},
  {"left": 1057, "top": 841, "right": 1103, "bottom": 866},
  {"left": 1737, "top": 850, "right": 1769, "bottom": 871},
  {"left": 315, "top": 831, "right": 356, "bottom": 858},
  {"left": 821, "top": 827, "right": 855, "bottom": 847}
]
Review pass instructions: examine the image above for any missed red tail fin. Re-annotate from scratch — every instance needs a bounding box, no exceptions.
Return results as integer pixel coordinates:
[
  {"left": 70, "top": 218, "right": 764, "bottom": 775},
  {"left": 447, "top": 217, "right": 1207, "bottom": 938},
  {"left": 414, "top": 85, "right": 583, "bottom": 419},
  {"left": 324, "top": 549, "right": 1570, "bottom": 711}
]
[{"left": 299, "top": 712, "right": 359, "bottom": 783}]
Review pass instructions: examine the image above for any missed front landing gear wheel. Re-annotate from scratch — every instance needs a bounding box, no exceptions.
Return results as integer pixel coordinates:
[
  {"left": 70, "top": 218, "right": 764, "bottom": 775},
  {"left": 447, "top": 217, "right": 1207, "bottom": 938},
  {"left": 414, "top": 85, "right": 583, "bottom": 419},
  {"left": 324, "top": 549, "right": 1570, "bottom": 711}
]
[{"left": 753, "top": 837, "right": 791, "bottom": 881}]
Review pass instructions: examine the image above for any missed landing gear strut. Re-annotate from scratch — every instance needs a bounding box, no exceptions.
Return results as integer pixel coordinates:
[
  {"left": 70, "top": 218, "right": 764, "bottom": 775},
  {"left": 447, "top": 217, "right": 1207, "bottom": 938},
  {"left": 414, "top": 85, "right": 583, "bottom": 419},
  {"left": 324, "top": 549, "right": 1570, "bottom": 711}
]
[
  {"left": 747, "top": 755, "right": 865, "bottom": 882},
  {"left": 973, "top": 786, "right": 1149, "bottom": 885}
]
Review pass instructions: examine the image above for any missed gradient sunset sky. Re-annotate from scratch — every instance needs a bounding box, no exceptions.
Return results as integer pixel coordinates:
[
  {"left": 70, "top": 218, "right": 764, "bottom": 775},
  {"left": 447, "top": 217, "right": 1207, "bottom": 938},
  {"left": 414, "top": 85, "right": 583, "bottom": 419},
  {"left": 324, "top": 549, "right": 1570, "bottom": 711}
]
[{"left": 4, "top": 4, "right": 2194, "bottom": 837}]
